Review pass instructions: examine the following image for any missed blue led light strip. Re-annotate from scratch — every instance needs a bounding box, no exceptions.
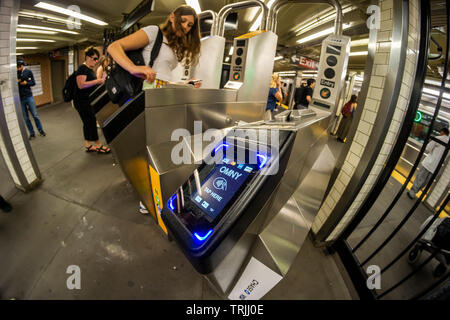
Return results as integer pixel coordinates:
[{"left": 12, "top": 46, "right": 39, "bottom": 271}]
[
  {"left": 256, "top": 153, "right": 268, "bottom": 169},
  {"left": 168, "top": 195, "right": 176, "bottom": 211},
  {"left": 214, "top": 143, "right": 229, "bottom": 153},
  {"left": 194, "top": 230, "right": 213, "bottom": 241}
]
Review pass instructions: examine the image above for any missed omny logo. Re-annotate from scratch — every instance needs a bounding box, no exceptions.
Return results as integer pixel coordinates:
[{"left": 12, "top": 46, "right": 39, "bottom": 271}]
[
  {"left": 170, "top": 121, "right": 280, "bottom": 176},
  {"left": 213, "top": 177, "right": 228, "bottom": 191}
]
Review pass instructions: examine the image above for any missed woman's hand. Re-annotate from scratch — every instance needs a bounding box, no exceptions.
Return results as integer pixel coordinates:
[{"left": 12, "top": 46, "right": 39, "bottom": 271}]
[
  {"left": 97, "top": 77, "right": 105, "bottom": 85},
  {"left": 186, "top": 79, "right": 202, "bottom": 88},
  {"left": 130, "top": 65, "right": 157, "bottom": 83}
]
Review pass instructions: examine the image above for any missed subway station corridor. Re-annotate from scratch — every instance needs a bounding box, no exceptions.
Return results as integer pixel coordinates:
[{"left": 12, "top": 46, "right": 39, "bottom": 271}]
[{"left": 1, "top": 0, "right": 449, "bottom": 303}]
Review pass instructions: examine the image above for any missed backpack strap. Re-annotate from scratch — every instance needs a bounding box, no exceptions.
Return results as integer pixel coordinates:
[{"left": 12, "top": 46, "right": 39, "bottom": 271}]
[{"left": 149, "top": 27, "right": 163, "bottom": 68}]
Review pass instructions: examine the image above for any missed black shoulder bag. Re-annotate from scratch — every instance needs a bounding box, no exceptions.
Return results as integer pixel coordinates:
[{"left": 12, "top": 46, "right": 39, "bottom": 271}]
[{"left": 106, "top": 27, "right": 163, "bottom": 106}]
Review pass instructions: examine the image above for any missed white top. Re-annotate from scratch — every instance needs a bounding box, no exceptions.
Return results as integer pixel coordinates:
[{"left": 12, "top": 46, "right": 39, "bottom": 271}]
[
  {"left": 141, "top": 25, "right": 178, "bottom": 82},
  {"left": 422, "top": 134, "right": 449, "bottom": 173}
]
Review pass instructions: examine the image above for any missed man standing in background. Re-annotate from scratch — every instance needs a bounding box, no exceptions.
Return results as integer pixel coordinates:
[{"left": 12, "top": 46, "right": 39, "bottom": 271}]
[
  {"left": 293, "top": 79, "right": 315, "bottom": 109},
  {"left": 407, "top": 127, "right": 449, "bottom": 199},
  {"left": 17, "top": 59, "right": 46, "bottom": 140}
]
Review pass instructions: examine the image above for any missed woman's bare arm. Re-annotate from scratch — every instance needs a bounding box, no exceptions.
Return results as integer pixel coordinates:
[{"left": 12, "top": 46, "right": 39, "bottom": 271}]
[
  {"left": 107, "top": 29, "right": 157, "bottom": 83},
  {"left": 76, "top": 74, "right": 104, "bottom": 90}
]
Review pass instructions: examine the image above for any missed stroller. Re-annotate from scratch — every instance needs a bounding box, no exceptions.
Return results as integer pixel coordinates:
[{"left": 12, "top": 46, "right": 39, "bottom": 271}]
[{"left": 408, "top": 216, "right": 450, "bottom": 277}]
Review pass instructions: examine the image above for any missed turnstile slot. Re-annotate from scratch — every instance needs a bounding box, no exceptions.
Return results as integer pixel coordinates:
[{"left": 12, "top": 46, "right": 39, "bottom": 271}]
[{"left": 102, "top": 91, "right": 145, "bottom": 144}]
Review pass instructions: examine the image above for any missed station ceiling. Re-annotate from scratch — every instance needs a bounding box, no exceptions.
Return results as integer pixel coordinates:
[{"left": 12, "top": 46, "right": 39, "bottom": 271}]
[{"left": 15, "top": 0, "right": 447, "bottom": 77}]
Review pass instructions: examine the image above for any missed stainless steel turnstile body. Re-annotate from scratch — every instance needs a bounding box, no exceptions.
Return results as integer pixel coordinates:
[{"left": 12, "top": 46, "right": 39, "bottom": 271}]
[{"left": 203, "top": 108, "right": 336, "bottom": 299}]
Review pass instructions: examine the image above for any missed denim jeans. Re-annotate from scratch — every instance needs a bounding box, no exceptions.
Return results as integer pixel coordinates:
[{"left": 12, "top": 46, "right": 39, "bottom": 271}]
[{"left": 20, "top": 95, "right": 43, "bottom": 135}]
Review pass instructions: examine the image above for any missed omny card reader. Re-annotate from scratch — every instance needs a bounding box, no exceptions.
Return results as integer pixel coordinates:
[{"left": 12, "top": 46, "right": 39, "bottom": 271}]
[{"left": 161, "top": 129, "right": 295, "bottom": 274}]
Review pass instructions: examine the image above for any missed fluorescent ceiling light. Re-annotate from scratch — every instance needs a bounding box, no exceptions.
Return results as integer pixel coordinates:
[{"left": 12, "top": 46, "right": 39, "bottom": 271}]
[
  {"left": 18, "top": 24, "right": 79, "bottom": 35},
  {"left": 294, "top": 5, "right": 355, "bottom": 36},
  {"left": 274, "top": 56, "right": 283, "bottom": 61},
  {"left": 351, "top": 38, "right": 369, "bottom": 47},
  {"left": 297, "top": 23, "right": 350, "bottom": 44},
  {"left": 19, "top": 10, "right": 82, "bottom": 26},
  {"left": 229, "top": 46, "right": 234, "bottom": 56},
  {"left": 423, "top": 87, "right": 450, "bottom": 100},
  {"left": 349, "top": 51, "right": 368, "bottom": 56},
  {"left": 17, "top": 38, "right": 55, "bottom": 42},
  {"left": 249, "top": 0, "right": 275, "bottom": 31},
  {"left": 17, "top": 28, "right": 57, "bottom": 34},
  {"left": 34, "top": 2, "right": 107, "bottom": 26},
  {"left": 225, "top": 57, "right": 230, "bottom": 62},
  {"left": 17, "top": 47, "right": 39, "bottom": 49},
  {"left": 185, "top": 0, "right": 201, "bottom": 14},
  {"left": 424, "top": 78, "right": 450, "bottom": 89}
]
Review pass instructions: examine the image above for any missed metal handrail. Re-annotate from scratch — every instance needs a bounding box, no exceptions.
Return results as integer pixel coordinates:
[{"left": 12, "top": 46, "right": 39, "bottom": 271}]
[
  {"left": 215, "top": 0, "right": 269, "bottom": 37},
  {"left": 267, "top": 0, "right": 343, "bottom": 35},
  {"left": 197, "top": 10, "right": 218, "bottom": 36}
]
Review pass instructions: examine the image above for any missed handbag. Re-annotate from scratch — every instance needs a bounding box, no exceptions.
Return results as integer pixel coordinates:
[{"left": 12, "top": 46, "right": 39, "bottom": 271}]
[{"left": 106, "top": 27, "right": 163, "bottom": 106}]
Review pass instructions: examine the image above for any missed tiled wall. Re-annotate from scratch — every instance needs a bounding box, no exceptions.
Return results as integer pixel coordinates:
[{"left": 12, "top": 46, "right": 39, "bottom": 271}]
[
  {"left": 0, "top": 0, "right": 40, "bottom": 188},
  {"left": 311, "top": 0, "right": 420, "bottom": 240}
]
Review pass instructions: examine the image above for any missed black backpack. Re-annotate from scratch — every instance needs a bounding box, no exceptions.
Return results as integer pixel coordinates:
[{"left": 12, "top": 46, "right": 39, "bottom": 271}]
[
  {"left": 433, "top": 217, "right": 450, "bottom": 251},
  {"left": 106, "top": 27, "right": 163, "bottom": 106},
  {"left": 62, "top": 71, "right": 77, "bottom": 102}
]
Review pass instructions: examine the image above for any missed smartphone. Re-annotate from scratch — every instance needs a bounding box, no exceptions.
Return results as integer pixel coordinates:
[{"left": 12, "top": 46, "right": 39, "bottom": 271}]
[{"left": 188, "top": 79, "right": 202, "bottom": 85}]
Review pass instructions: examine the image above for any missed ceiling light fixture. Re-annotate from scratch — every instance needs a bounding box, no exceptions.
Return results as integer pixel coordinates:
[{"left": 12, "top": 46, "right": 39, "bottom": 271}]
[
  {"left": 294, "top": 5, "right": 354, "bottom": 36},
  {"left": 16, "top": 47, "right": 39, "bottom": 50},
  {"left": 229, "top": 46, "right": 234, "bottom": 56},
  {"left": 349, "top": 51, "right": 368, "bottom": 56},
  {"left": 34, "top": 2, "right": 108, "bottom": 26},
  {"left": 17, "top": 38, "right": 56, "bottom": 42},
  {"left": 19, "top": 10, "right": 82, "bottom": 26},
  {"left": 297, "top": 23, "right": 350, "bottom": 44},
  {"left": 17, "top": 28, "right": 57, "bottom": 34},
  {"left": 18, "top": 24, "right": 79, "bottom": 35},
  {"left": 185, "top": 0, "right": 202, "bottom": 14},
  {"left": 274, "top": 56, "right": 283, "bottom": 61}
]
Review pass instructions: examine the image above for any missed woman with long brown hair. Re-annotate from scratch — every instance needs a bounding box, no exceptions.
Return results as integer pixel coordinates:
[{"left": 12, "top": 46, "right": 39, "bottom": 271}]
[
  {"left": 107, "top": 5, "right": 202, "bottom": 214},
  {"left": 107, "top": 5, "right": 202, "bottom": 88}
]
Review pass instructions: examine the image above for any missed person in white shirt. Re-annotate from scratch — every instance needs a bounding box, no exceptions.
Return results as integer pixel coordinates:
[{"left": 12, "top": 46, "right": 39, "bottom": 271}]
[
  {"left": 408, "top": 127, "right": 449, "bottom": 199},
  {"left": 107, "top": 5, "right": 202, "bottom": 214},
  {"left": 107, "top": 5, "right": 201, "bottom": 88}
]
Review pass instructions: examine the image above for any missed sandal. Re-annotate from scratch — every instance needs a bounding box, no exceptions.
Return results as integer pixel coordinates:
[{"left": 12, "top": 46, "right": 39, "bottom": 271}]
[
  {"left": 85, "top": 145, "right": 96, "bottom": 153},
  {"left": 96, "top": 145, "right": 111, "bottom": 154}
]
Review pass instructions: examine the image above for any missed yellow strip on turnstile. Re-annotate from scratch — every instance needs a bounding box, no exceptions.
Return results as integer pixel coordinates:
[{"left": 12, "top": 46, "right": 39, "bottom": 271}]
[
  {"left": 236, "top": 30, "right": 267, "bottom": 39},
  {"left": 391, "top": 170, "right": 449, "bottom": 218},
  {"left": 276, "top": 102, "right": 289, "bottom": 109},
  {"left": 149, "top": 165, "right": 168, "bottom": 235}
]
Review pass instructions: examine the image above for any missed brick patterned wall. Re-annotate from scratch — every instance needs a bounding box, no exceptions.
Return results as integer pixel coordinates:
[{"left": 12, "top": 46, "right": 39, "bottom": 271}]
[
  {"left": 311, "top": 0, "right": 420, "bottom": 240},
  {"left": 0, "top": 0, "right": 40, "bottom": 188}
]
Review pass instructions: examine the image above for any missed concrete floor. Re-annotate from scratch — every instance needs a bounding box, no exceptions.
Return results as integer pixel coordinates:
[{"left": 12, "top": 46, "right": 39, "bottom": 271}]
[{"left": 0, "top": 101, "right": 354, "bottom": 300}]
